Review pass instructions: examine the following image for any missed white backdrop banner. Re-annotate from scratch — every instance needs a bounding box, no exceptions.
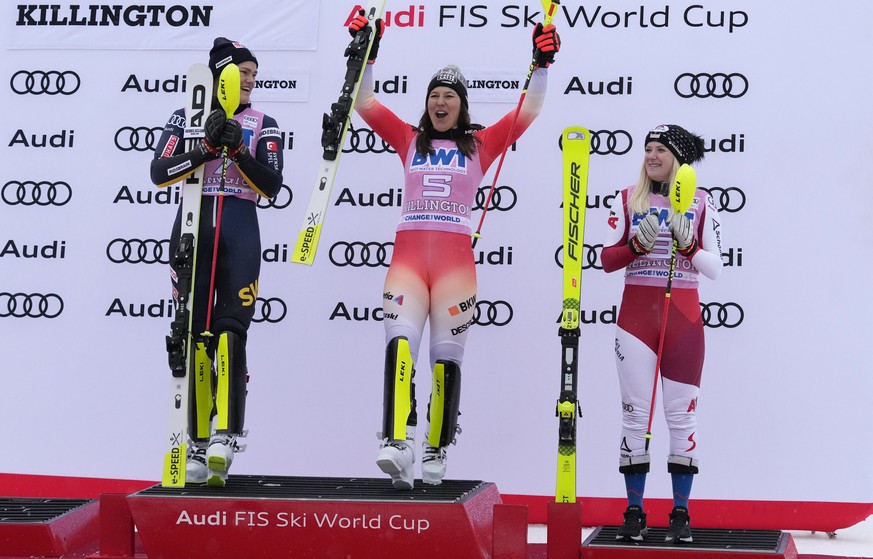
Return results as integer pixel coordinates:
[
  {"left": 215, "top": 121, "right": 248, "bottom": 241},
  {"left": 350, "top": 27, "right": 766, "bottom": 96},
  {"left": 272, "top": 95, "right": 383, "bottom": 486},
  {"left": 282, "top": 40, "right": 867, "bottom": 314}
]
[
  {"left": 2, "top": 0, "right": 872, "bottom": 510},
  {"left": 4, "top": 1, "right": 319, "bottom": 51}
]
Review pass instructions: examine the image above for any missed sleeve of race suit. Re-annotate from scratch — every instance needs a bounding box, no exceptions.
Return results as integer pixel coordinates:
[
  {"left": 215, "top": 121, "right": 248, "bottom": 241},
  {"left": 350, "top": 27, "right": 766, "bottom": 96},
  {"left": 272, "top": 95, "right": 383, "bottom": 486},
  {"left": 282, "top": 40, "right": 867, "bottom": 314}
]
[
  {"left": 477, "top": 67, "right": 548, "bottom": 169},
  {"left": 601, "top": 188, "right": 639, "bottom": 272},
  {"left": 234, "top": 114, "right": 284, "bottom": 200},
  {"left": 355, "top": 64, "right": 415, "bottom": 161},
  {"left": 688, "top": 190, "right": 724, "bottom": 280},
  {"left": 150, "top": 108, "right": 214, "bottom": 187}
]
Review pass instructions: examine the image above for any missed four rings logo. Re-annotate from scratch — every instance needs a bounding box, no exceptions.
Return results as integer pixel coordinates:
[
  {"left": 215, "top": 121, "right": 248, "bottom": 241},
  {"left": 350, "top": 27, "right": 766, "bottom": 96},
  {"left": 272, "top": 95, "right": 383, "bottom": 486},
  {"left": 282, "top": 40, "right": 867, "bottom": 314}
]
[
  {"left": 115, "top": 126, "right": 161, "bottom": 152},
  {"left": 674, "top": 72, "right": 749, "bottom": 99},
  {"left": 590, "top": 130, "right": 632, "bottom": 155},
  {"left": 0, "top": 292, "right": 64, "bottom": 318},
  {"left": 700, "top": 302, "right": 744, "bottom": 328},
  {"left": 106, "top": 238, "right": 170, "bottom": 264},
  {"left": 702, "top": 187, "right": 746, "bottom": 213},
  {"left": 474, "top": 185, "right": 517, "bottom": 212},
  {"left": 256, "top": 184, "right": 293, "bottom": 209},
  {"left": 11, "top": 70, "right": 80, "bottom": 95},
  {"left": 252, "top": 297, "right": 287, "bottom": 323},
  {"left": 344, "top": 124, "right": 395, "bottom": 155},
  {"left": 2, "top": 180, "right": 72, "bottom": 206},
  {"left": 329, "top": 241, "right": 393, "bottom": 267},
  {"left": 472, "top": 299, "right": 513, "bottom": 327},
  {"left": 555, "top": 243, "right": 602, "bottom": 270}
]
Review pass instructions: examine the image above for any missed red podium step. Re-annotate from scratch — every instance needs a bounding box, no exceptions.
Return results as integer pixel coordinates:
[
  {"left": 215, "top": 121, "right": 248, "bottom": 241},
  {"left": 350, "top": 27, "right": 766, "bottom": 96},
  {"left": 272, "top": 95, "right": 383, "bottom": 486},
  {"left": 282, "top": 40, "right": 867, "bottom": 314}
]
[
  {"left": 0, "top": 497, "right": 98, "bottom": 557},
  {"left": 127, "top": 475, "right": 501, "bottom": 559}
]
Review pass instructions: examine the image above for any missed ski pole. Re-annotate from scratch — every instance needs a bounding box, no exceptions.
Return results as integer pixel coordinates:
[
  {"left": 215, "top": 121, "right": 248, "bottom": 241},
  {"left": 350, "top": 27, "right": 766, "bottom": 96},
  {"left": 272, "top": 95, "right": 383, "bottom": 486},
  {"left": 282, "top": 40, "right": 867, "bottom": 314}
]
[
  {"left": 204, "top": 63, "right": 240, "bottom": 334},
  {"left": 644, "top": 164, "right": 696, "bottom": 450},
  {"left": 472, "top": 0, "right": 560, "bottom": 249}
]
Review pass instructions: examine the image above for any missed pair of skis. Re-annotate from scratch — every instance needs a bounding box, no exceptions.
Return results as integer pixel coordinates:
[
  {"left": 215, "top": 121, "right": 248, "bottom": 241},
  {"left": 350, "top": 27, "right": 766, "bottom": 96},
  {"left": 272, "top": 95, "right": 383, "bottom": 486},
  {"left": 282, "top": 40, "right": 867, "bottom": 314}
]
[{"left": 161, "top": 63, "right": 240, "bottom": 487}]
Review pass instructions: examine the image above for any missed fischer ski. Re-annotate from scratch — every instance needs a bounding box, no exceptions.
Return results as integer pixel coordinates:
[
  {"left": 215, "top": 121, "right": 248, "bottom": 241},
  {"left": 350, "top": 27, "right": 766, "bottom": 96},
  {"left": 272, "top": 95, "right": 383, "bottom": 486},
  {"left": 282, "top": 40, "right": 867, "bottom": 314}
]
[
  {"left": 555, "top": 126, "right": 590, "bottom": 503},
  {"left": 162, "top": 63, "right": 212, "bottom": 487},
  {"left": 291, "top": 0, "right": 387, "bottom": 265}
]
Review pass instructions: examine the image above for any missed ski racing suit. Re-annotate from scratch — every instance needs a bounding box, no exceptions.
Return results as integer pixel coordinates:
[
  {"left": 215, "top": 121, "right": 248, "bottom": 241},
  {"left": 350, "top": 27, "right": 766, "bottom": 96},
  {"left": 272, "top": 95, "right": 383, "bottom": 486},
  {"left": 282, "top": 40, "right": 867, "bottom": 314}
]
[
  {"left": 355, "top": 63, "right": 547, "bottom": 433},
  {"left": 150, "top": 103, "right": 283, "bottom": 439},
  {"left": 601, "top": 185, "right": 723, "bottom": 474}
]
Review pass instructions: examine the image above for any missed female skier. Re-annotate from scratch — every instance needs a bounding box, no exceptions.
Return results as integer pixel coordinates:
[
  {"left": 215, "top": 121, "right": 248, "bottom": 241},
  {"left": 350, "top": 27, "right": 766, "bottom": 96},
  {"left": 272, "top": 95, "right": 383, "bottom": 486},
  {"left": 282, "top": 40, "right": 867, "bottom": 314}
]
[
  {"left": 602, "top": 124, "right": 723, "bottom": 543},
  {"left": 150, "top": 38, "right": 284, "bottom": 487},
  {"left": 349, "top": 13, "right": 560, "bottom": 489}
]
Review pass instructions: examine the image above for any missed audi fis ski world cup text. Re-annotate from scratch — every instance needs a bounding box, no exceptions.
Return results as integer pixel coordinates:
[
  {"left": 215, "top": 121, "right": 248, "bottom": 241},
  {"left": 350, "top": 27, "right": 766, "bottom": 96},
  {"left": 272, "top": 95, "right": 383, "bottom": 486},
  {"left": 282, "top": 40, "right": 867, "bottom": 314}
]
[
  {"left": 175, "top": 508, "right": 431, "bottom": 533},
  {"left": 433, "top": 4, "right": 747, "bottom": 33}
]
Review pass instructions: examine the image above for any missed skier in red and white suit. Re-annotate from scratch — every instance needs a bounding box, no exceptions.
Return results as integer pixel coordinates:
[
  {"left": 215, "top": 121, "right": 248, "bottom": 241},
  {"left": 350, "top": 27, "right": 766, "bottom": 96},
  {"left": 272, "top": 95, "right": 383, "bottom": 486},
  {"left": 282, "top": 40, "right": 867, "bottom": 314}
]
[
  {"left": 601, "top": 124, "right": 723, "bottom": 543},
  {"left": 350, "top": 13, "right": 559, "bottom": 489}
]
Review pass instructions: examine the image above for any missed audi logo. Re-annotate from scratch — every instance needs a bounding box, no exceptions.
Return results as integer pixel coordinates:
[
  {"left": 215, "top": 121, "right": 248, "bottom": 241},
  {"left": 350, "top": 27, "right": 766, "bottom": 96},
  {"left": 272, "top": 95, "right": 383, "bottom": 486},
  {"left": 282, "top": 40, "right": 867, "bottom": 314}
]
[
  {"left": 554, "top": 244, "right": 602, "bottom": 270},
  {"left": 0, "top": 292, "right": 64, "bottom": 318},
  {"left": 329, "top": 241, "right": 393, "bottom": 267},
  {"left": 106, "top": 238, "right": 170, "bottom": 264},
  {"left": 2, "top": 180, "right": 72, "bottom": 206},
  {"left": 115, "top": 126, "right": 162, "bottom": 152},
  {"left": 472, "top": 299, "right": 513, "bottom": 327},
  {"left": 700, "top": 302, "right": 744, "bottom": 328},
  {"left": 256, "top": 184, "right": 293, "bottom": 209},
  {"left": 252, "top": 297, "right": 287, "bottom": 323},
  {"left": 344, "top": 124, "right": 395, "bottom": 154},
  {"left": 590, "top": 130, "right": 633, "bottom": 155},
  {"left": 702, "top": 187, "right": 746, "bottom": 213},
  {"left": 674, "top": 72, "right": 749, "bottom": 99},
  {"left": 11, "top": 70, "right": 80, "bottom": 95},
  {"left": 474, "top": 185, "right": 517, "bottom": 212}
]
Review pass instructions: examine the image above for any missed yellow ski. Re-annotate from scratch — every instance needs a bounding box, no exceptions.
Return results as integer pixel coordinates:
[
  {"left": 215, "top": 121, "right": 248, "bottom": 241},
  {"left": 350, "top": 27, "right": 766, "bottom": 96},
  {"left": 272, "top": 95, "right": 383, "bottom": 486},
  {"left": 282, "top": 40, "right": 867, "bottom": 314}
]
[{"left": 556, "top": 126, "right": 590, "bottom": 503}]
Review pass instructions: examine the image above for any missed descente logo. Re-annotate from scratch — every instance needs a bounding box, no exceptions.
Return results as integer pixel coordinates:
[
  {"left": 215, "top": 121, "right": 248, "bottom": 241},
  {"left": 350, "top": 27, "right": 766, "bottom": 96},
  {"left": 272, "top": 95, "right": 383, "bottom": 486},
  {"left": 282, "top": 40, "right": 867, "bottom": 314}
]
[{"left": 16, "top": 4, "right": 212, "bottom": 27}]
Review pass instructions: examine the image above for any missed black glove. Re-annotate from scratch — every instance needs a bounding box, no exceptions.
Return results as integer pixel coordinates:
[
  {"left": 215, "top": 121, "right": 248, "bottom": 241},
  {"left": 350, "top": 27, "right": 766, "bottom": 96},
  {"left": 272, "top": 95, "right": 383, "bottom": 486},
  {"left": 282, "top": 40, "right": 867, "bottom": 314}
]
[
  {"left": 532, "top": 23, "right": 561, "bottom": 68},
  {"left": 348, "top": 9, "right": 384, "bottom": 62},
  {"left": 220, "top": 118, "right": 247, "bottom": 160},
  {"left": 203, "top": 109, "right": 225, "bottom": 154}
]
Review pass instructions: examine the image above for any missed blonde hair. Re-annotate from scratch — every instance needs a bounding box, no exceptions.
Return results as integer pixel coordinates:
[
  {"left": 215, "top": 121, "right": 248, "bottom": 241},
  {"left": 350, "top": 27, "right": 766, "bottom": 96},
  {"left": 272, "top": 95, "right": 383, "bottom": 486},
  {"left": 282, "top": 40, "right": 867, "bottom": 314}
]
[{"left": 628, "top": 157, "right": 681, "bottom": 218}]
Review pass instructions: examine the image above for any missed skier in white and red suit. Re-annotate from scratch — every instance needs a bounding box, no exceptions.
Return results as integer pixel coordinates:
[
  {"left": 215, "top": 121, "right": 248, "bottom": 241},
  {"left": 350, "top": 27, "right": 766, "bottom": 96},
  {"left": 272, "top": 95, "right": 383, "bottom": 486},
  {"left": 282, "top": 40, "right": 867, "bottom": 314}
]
[
  {"left": 601, "top": 124, "right": 723, "bottom": 544},
  {"left": 348, "top": 12, "right": 560, "bottom": 490}
]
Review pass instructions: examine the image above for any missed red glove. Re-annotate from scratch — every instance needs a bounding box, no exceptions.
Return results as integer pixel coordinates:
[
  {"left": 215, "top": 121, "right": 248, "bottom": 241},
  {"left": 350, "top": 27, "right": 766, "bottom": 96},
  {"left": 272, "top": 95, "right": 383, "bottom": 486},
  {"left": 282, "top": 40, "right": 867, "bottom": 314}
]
[
  {"left": 532, "top": 23, "right": 561, "bottom": 68},
  {"left": 348, "top": 10, "right": 384, "bottom": 62}
]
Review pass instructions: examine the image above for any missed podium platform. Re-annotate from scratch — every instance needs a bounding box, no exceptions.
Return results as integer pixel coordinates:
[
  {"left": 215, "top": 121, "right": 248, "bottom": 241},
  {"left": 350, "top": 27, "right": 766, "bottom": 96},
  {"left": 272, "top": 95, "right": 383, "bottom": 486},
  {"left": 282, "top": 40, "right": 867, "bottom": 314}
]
[
  {"left": 582, "top": 525, "right": 798, "bottom": 559},
  {"left": 127, "top": 475, "right": 501, "bottom": 559},
  {"left": 0, "top": 497, "right": 97, "bottom": 557}
]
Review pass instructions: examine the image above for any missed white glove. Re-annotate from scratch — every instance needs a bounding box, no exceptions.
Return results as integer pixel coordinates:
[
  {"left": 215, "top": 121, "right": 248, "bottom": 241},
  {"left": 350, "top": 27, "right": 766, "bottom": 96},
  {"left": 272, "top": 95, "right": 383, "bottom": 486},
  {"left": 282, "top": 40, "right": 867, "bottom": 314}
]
[
  {"left": 630, "top": 212, "right": 659, "bottom": 255},
  {"left": 669, "top": 213, "right": 694, "bottom": 250}
]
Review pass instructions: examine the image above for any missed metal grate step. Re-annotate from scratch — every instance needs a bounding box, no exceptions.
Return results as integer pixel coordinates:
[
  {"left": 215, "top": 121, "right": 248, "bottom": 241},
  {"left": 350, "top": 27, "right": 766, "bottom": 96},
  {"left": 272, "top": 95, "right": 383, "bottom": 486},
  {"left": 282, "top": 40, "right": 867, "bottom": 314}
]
[
  {"left": 136, "top": 475, "right": 490, "bottom": 503},
  {"left": 589, "top": 525, "right": 786, "bottom": 552},
  {"left": 0, "top": 498, "right": 94, "bottom": 524}
]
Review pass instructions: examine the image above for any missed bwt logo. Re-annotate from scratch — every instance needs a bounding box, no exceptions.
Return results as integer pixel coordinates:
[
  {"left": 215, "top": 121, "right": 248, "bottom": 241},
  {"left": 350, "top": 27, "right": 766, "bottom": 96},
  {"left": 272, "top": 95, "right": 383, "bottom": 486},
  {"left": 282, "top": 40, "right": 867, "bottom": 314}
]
[
  {"left": 11, "top": 70, "right": 80, "bottom": 95},
  {"left": 674, "top": 72, "right": 749, "bottom": 99}
]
